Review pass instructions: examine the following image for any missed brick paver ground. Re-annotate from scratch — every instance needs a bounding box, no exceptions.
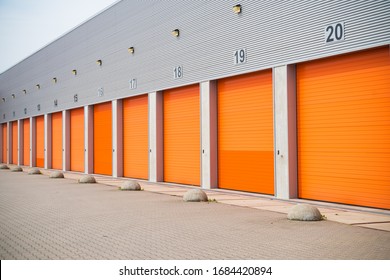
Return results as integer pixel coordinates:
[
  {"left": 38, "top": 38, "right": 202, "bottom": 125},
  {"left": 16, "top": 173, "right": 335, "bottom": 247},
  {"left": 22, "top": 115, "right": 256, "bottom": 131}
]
[{"left": 1, "top": 170, "right": 390, "bottom": 260}]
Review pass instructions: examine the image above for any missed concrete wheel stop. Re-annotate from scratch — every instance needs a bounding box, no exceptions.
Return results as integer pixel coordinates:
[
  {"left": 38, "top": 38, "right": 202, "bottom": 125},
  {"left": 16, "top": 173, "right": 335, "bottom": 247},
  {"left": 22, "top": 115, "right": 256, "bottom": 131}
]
[
  {"left": 28, "top": 168, "right": 41, "bottom": 175},
  {"left": 10, "top": 166, "right": 23, "bottom": 172},
  {"left": 0, "top": 164, "right": 9, "bottom": 169},
  {"left": 78, "top": 175, "right": 96, "bottom": 184},
  {"left": 183, "top": 189, "right": 208, "bottom": 202},
  {"left": 49, "top": 171, "right": 64, "bottom": 178},
  {"left": 287, "top": 204, "right": 323, "bottom": 221},
  {"left": 120, "top": 180, "right": 141, "bottom": 191}
]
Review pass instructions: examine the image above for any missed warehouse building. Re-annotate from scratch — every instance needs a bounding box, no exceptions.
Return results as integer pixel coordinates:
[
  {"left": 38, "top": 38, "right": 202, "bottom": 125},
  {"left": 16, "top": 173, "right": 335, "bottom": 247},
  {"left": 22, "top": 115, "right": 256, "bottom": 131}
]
[{"left": 0, "top": 1, "right": 389, "bottom": 209}]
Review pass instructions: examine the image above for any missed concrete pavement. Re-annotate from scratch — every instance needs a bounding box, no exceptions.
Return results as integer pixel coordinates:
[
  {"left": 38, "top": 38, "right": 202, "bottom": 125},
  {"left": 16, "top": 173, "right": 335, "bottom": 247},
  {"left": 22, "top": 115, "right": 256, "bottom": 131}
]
[{"left": 1, "top": 166, "right": 390, "bottom": 259}]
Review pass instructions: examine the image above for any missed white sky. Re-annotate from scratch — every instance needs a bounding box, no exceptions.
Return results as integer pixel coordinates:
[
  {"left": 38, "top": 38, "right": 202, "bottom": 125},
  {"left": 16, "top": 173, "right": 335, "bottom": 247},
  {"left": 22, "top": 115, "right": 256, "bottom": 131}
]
[{"left": 0, "top": 0, "right": 119, "bottom": 73}]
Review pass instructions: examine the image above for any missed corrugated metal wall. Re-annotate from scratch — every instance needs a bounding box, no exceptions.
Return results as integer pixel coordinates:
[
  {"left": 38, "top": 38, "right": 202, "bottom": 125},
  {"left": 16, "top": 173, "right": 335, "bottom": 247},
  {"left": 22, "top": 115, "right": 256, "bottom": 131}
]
[{"left": 1, "top": 0, "right": 389, "bottom": 123}]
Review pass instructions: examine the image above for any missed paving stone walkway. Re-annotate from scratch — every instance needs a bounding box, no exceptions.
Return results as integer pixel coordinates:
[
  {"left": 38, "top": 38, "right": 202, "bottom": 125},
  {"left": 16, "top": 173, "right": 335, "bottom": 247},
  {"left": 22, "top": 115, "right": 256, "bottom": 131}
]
[{"left": 1, "top": 168, "right": 390, "bottom": 259}]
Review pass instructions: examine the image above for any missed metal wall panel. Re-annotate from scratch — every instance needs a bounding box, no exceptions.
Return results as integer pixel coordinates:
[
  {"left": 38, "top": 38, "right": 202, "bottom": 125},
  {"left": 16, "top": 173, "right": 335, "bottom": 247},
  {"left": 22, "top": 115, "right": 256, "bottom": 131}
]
[{"left": 1, "top": 0, "right": 389, "bottom": 123}]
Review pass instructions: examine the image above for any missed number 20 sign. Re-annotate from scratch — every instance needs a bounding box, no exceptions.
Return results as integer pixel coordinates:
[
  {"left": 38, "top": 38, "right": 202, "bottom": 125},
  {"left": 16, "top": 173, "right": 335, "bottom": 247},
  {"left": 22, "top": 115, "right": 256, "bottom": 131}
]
[{"left": 325, "top": 22, "right": 345, "bottom": 44}]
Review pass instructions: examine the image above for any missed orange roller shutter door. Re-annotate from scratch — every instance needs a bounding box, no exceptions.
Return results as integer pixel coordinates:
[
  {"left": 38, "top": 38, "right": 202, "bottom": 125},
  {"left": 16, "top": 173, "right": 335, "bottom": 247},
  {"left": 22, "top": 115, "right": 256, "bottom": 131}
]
[
  {"left": 51, "top": 112, "right": 62, "bottom": 170},
  {"left": 2, "top": 123, "right": 6, "bottom": 163},
  {"left": 123, "top": 95, "right": 148, "bottom": 179},
  {"left": 164, "top": 84, "right": 200, "bottom": 186},
  {"left": 93, "top": 102, "right": 112, "bottom": 175},
  {"left": 23, "top": 119, "right": 30, "bottom": 166},
  {"left": 297, "top": 46, "right": 390, "bottom": 209},
  {"left": 12, "top": 121, "right": 17, "bottom": 164},
  {"left": 218, "top": 70, "right": 274, "bottom": 194},
  {"left": 70, "top": 108, "right": 84, "bottom": 172},
  {"left": 35, "top": 116, "right": 44, "bottom": 168}
]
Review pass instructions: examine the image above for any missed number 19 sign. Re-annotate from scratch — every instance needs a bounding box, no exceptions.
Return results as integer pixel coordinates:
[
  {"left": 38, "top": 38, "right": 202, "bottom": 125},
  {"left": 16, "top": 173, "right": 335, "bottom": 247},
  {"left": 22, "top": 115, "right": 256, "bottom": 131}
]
[{"left": 234, "top": 48, "right": 247, "bottom": 65}]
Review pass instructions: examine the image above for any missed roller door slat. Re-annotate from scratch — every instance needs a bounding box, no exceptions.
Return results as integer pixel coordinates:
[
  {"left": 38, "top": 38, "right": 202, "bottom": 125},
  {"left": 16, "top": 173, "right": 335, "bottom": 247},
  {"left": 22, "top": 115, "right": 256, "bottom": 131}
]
[
  {"left": 70, "top": 108, "right": 84, "bottom": 172},
  {"left": 2, "top": 124, "right": 7, "bottom": 163},
  {"left": 12, "top": 122, "right": 17, "bottom": 164},
  {"left": 123, "top": 95, "right": 148, "bottom": 179},
  {"left": 298, "top": 46, "right": 390, "bottom": 209},
  {"left": 35, "top": 116, "right": 44, "bottom": 168},
  {"left": 23, "top": 119, "right": 30, "bottom": 166},
  {"left": 164, "top": 84, "right": 200, "bottom": 186},
  {"left": 218, "top": 70, "right": 274, "bottom": 194},
  {"left": 93, "top": 102, "right": 112, "bottom": 176},
  {"left": 51, "top": 112, "right": 62, "bottom": 170}
]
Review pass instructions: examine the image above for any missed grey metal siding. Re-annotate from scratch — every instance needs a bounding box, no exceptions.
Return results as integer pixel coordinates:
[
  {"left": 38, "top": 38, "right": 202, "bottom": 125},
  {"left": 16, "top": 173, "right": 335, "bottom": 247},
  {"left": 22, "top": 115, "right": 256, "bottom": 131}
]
[{"left": 1, "top": 0, "right": 389, "bottom": 123}]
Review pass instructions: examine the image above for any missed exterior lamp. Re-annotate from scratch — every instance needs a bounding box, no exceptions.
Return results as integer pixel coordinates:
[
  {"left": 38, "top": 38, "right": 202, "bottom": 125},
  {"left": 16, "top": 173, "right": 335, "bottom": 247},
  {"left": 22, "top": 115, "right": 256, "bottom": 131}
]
[
  {"left": 23, "top": 89, "right": 27, "bottom": 94},
  {"left": 72, "top": 69, "right": 77, "bottom": 75},
  {"left": 52, "top": 77, "right": 57, "bottom": 84},
  {"left": 96, "top": 59, "right": 102, "bottom": 66},
  {"left": 233, "top": 4, "right": 242, "bottom": 14},
  {"left": 11, "top": 94, "right": 16, "bottom": 99},
  {"left": 36, "top": 84, "right": 40, "bottom": 89},
  {"left": 171, "top": 29, "right": 180, "bottom": 37},
  {"left": 128, "top": 47, "right": 135, "bottom": 54}
]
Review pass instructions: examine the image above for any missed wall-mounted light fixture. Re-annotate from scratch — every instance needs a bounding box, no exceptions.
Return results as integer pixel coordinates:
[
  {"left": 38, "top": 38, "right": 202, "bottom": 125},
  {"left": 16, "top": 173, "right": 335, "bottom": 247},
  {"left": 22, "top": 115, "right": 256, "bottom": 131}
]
[
  {"left": 2, "top": 97, "right": 5, "bottom": 102},
  {"left": 52, "top": 77, "right": 57, "bottom": 84},
  {"left": 171, "top": 29, "right": 180, "bottom": 37},
  {"left": 72, "top": 69, "right": 77, "bottom": 75},
  {"left": 23, "top": 89, "right": 27, "bottom": 94},
  {"left": 96, "top": 59, "right": 102, "bottom": 66},
  {"left": 36, "top": 84, "right": 40, "bottom": 90},
  {"left": 11, "top": 94, "right": 16, "bottom": 99},
  {"left": 128, "top": 47, "right": 135, "bottom": 54},
  {"left": 233, "top": 4, "right": 242, "bottom": 14}
]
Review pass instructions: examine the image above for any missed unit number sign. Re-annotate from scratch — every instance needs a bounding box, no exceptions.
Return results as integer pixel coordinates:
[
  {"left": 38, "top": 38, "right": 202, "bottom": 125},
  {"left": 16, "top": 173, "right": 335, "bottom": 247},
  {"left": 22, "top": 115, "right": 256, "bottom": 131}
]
[
  {"left": 129, "top": 78, "right": 137, "bottom": 90},
  {"left": 173, "top": 66, "right": 183, "bottom": 79},
  {"left": 234, "top": 48, "right": 247, "bottom": 65},
  {"left": 325, "top": 22, "right": 344, "bottom": 43}
]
